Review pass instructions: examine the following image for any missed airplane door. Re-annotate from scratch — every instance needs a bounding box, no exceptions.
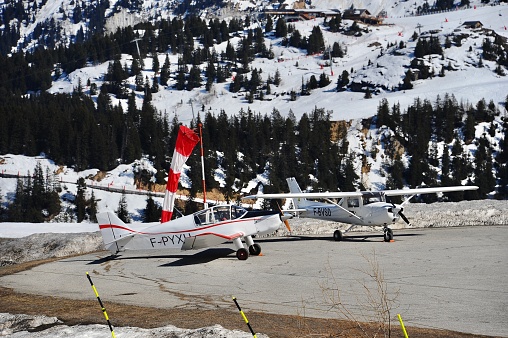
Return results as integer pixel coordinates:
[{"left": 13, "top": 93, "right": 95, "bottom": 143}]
[{"left": 346, "top": 197, "right": 360, "bottom": 210}]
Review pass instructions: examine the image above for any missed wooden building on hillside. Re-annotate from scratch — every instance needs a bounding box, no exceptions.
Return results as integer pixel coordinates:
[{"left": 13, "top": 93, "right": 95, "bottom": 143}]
[
  {"left": 264, "top": 8, "right": 341, "bottom": 22},
  {"left": 462, "top": 21, "right": 483, "bottom": 29},
  {"left": 342, "top": 8, "right": 383, "bottom": 25}
]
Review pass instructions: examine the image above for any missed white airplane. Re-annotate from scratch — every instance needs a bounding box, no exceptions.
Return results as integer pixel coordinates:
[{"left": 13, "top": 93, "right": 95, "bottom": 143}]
[
  {"left": 97, "top": 206, "right": 283, "bottom": 260},
  {"left": 244, "top": 177, "right": 479, "bottom": 242}
]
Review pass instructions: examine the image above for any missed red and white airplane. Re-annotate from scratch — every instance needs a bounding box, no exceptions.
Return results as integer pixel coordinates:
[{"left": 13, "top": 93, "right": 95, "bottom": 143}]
[
  {"left": 97, "top": 126, "right": 284, "bottom": 260},
  {"left": 245, "top": 177, "right": 478, "bottom": 242},
  {"left": 97, "top": 205, "right": 283, "bottom": 260}
]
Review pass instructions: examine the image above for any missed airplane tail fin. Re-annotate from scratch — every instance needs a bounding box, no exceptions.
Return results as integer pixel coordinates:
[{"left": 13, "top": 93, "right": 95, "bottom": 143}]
[
  {"left": 97, "top": 212, "right": 134, "bottom": 254},
  {"left": 286, "top": 177, "right": 313, "bottom": 209}
]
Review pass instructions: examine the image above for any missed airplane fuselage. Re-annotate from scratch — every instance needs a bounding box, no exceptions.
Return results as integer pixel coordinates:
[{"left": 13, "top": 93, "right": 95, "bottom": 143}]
[
  {"left": 99, "top": 205, "right": 282, "bottom": 252},
  {"left": 299, "top": 201, "right": 400, "bottom": 226}
]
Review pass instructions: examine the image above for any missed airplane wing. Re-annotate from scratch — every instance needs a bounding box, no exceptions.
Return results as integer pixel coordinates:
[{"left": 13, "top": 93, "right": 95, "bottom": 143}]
[
  {"left": 245, "top": 186, "right": 478, "bottom": 199},
  {"left": 181, "top": 232, "right": 244, "bottom": 250},
  {"left": 381, "top": 186, "right": 479, "bottom": 196},
  {"left": 244, "top": 192, "right": 363, "bottom": 199}
]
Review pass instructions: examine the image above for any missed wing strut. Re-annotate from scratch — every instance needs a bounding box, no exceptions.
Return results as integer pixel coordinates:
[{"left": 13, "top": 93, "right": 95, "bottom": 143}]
[{"left": 324, "top": 198, "right": 363, "bottom": 221}]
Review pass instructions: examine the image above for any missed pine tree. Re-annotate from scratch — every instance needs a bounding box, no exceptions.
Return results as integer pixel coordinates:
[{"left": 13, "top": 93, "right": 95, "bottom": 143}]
[
  {"left": 88, "top": 191, "right": 98, "bottom": 223},
  {"left": 143, "top": 195, "right": 161, "bottom": 222},
  {"left": 75, "top": 177, "right": 87, "bottom": 222},
  {"left": 275, "top": 18, "right": 287, "bottom": 38},
  {"left": 401, "top": 70, "right": 413, "bottom": 90},
  {"left": 473, "top": 136, "right": 496, "bottom": 198},
  {"left": 364, "top": 87, "right": 372, "bottom": 99},
  {"left": 160, "top": 54, "right": 171, "bottom": 86},
  {"left": 7, "top": 178, "right": 26, "bottom": 221},
  {"left": 265, "top": 15, "right": 273, "bottom": 33},
  {"left": 376, "top": 98, "right": 390, "bottom": 128},
  {"left": 307, "top": 26, "right": 325, "bottom": 55},
  {"left": 205, "top": 60, "right": 216, "bottom": 91},
  {"left": 116, "top": 192, "right": 130, "bottom": 223},
  {"left": 318, "top": 72, "right": 330, "bottom": 87},
  {"left": 130, "top": 58, "right": 141, "bottom": 76},
  {"left": 274, "top": 69, "right": 281, "bottom": 86},
  {"left": 152, "top": 54, "right": 159, "bottom": 73}
]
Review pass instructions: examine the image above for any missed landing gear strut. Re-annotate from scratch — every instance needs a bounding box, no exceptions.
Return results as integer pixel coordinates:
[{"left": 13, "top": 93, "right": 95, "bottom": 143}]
[{"left": 233, "top": 236, "right": 263, "bottom": 260}]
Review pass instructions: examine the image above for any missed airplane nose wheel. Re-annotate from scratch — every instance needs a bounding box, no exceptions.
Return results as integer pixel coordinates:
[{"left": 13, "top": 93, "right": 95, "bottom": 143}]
[
  {"left": 333, "top": 230, "right": 343, "bottom": 241},
  {"left": 248, "top": 243, "right": 262, "bottom": 256},
  {"left": 236, "top": 248, "right": 249, "bottom": 260},
  {"left": 383, "top": 227, "right": 393, "bottom": 242}
]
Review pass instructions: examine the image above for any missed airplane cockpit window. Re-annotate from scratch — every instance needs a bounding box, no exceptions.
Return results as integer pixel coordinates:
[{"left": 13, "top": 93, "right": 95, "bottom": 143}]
[
  {"left": 194, "top": 209, "right": 212, "bottom": 226},
  {"left": 194, "top": 205, "right": 248, "bottom": 226},
  {"left": 214, "top": 206, "right": 231, "bottom": 221},
  {"left": 347, "top": 198, "right": 360, "bottom": 208},
  {"left": 231, "top": 205, "right": 248, "bottom": 219},
  {"left": 362, "top": 192, "right": 384, "bottom": 205}
]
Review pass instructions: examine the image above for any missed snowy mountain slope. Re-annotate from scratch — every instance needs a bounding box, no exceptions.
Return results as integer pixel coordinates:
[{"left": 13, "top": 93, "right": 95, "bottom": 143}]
[
  {"left": 1, "top": 1, "right": 507, "bottom": 220},
  {"left": 43, "top": 3, "right": 508, "bottom": 125}
]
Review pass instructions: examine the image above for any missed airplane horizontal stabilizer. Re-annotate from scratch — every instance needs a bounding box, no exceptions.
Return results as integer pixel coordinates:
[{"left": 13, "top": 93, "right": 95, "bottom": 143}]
[{"left": 282, "top": 208, "right": 307, "bottom": 213}]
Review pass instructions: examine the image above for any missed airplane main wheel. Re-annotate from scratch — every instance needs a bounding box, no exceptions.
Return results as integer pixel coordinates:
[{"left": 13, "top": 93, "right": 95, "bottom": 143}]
[
  {"left": 333, "top": 230, "right": 343, "bottom": 241},
  {"left": 236, "top": 248, "right": 249, "bottom": 260},
  {"left": 384, "top": 228, "right": 393, "bottom": 242},
  {"left": 249, "top": 243, "right": 262, "bottom": 256}
]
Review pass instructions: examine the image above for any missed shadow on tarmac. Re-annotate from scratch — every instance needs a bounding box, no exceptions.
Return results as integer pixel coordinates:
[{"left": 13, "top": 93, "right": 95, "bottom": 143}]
[
  {"left": 80, "top": 233, "right": 423, "bottom": 266},
  {"left": 257, "top": 232, "right": 423, "bottom": 243},
  {"left": 85, "top": 248, "right": 237, "bottom": 266}
]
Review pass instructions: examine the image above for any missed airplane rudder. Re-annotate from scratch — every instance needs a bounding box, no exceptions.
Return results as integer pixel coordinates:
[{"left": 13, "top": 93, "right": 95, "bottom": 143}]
[{"left": 286, "top": 177, "right": 303, "bottom": 194}]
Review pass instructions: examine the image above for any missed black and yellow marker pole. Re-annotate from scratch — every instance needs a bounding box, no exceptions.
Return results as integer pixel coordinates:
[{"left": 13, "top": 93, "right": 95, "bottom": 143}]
[
  {"left": 86, "top": 272, "right": 116, "bottom": 338},
  {"left": 232, "top": 296, "right": 257, "bottom": 338}
]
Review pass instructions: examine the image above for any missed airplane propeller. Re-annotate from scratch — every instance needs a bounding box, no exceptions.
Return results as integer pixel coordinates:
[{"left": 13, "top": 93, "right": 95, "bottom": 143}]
[
  {"left": 389, "top": 202, "right": 412, "bottom": 226},
  {"left": 398, "top": 210, "right": 411, "bottom": 226},
  {"left": 277, "top": 202, "right": 292, "bottom": 233}
]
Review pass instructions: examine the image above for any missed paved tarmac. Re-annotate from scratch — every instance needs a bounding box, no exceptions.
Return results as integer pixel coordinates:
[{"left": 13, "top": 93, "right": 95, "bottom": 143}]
[{"left": 1, "top": 225, "right": 507, "bottom": 337}]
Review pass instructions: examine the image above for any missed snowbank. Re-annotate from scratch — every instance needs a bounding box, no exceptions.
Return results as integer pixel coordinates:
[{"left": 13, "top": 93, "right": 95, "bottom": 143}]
[
  {"left": 0, "top": 313, "right": 267, "bottom": 338},
  {"left": 0, "top": 232, "right": 103, "bottom": 266}
]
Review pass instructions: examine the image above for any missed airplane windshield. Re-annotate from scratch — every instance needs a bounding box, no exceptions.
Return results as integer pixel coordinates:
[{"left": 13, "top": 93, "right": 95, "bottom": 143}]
[
  {"left": 194, "top": 205, "right": 247, "bottom": 226},
  {"left": 362, "top": 192, "right": 385, "bottom": 205}
]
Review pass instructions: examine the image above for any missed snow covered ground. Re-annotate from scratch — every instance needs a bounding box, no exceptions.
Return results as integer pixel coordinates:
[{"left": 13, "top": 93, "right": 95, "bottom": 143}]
[
  {"left": 44, "top": 2, "right": 508, "bottom": 124},
  {"left": 0, "top": 313, "right": 267, "bottom": 337}
]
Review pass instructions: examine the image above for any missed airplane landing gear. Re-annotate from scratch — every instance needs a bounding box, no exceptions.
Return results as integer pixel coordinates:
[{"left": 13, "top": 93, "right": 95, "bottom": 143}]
[
  {"left": 236, "top": 248, "right": 249, "bottom": 260},
  {"left": 383, "top": 227, "right": 393, "bottom": 242},
  {"left": 249, "top": 243, "right": 262, "bottom": 256},
  {"left": 333, "top": 230, "right": 343, "bottom": 241},
  {"left": 233, "top": 236, "right": 263, "bottom": 260}
]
